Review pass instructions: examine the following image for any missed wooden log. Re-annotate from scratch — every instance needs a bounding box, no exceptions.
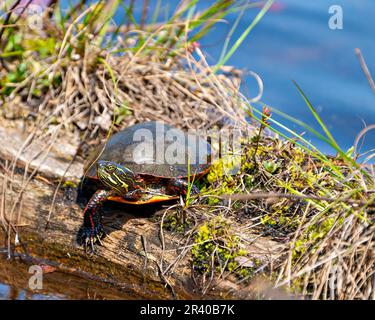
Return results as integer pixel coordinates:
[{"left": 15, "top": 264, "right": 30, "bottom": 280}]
[{"left": 0, "top": 121, "right": 282, "bottom": 299}]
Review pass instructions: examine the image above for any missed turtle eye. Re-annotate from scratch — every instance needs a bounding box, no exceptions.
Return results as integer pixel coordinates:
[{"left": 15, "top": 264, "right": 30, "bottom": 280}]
[{"left": 105, "top": 164, "right": 116, "bottom": 173}]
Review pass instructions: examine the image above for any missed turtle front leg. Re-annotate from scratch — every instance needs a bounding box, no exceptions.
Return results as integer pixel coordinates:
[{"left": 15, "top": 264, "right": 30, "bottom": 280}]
[
  {"left": 124, "top": 188, "right": 144, "bottom": 200},
  {"left": 166, "top": 178, "right": 200, "bottom": 196},
  {"left": 78, "top": 189, "right": 113, "bottom": 252}
]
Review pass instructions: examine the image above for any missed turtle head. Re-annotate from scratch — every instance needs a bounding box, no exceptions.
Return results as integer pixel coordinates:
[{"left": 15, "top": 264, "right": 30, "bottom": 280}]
[{"left": 96, "top": 160, "right": 138, "bottom": 195}]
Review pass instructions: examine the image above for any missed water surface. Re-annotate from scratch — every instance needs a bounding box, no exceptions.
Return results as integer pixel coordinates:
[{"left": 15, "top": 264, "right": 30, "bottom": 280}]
[{"left": 117, "top": 0, "right": 375, "bottom": 156}]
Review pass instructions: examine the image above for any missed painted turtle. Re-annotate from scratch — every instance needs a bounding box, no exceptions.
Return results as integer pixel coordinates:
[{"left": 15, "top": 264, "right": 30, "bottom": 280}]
[{"left": 78, "top": 121, "right": 211, "bottom": 250}]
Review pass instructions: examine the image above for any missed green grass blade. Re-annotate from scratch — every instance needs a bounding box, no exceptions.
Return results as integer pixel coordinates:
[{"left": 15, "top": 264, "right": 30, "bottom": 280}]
[
  {"left": 265, "top": 103, "right": 333, "bottom": 146},
  {"left": 213, "top": 0, "right": 274, "bottom": 73},
  {"left": 189, "top": 0, "right": 234, "bottom": 42},
  {"left": 95, "top": 0, "right": 121, "bottom": 46},
  {"left": 219, "top": 2, "right": 245, "bottom": 63},
  {"left": 247, "top": 106, "right": 346, "bottom": 179},
  {"left": 151, "top": 0, "right": 162, "bottom": 24},
  {"left": 293, "top": 81, "right": 358, "bottom": 166},
  {"left": 293, "top": 81, "right": 340, "bottom": 148}
]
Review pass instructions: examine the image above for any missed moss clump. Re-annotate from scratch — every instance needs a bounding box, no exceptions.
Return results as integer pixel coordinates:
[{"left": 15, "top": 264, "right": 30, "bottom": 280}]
[
  {"left": 206, "top": 155, "right": 241, "bottom": 184},
  {"left": 63, "top": 180, "right": 78, "bottom": 188},
  {"left": 191, "top": 216, "right": 247, "bottom": 276},
  {"left": 260, "top": 210, "right": 299, "bottom": 230},
  {"left": 162, "top": 211, "right": 193, "bottom": 233},
  {"left": 201, "top": 155, "right": 241, "bottom": 205},
  {"left": 292, "top": 214, "right": 346, "bottom": 260}
]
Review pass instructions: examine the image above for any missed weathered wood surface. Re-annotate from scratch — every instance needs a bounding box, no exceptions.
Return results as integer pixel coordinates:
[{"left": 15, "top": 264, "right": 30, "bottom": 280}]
[{"left": 0, "top": 121, "right": 282, "bottom": 299}]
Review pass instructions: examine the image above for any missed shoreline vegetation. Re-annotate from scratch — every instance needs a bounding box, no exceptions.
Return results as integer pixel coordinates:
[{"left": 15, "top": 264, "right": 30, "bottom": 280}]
[{"left": 0, "top": 1, "right": 374, "bottom": 300}]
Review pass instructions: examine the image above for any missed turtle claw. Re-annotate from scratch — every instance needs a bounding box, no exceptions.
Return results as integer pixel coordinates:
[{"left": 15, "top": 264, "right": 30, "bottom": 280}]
[
  {"left": 83, "top": 238, "right": 91, "bottom": 254},
  {"left": 90, "top": 238, "right": 95, "bottom": 253},
  {"left": 96, "top": 235, "right": 103, "bottom": 246},
  {"left": 77, "top": 224, "right": 105, "bottom": 254}
]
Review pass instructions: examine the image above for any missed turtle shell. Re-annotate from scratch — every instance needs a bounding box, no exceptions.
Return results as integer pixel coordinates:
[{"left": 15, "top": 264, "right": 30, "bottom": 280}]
[{"left": 84, "top": 121, "right": 211, "bottom": 180}]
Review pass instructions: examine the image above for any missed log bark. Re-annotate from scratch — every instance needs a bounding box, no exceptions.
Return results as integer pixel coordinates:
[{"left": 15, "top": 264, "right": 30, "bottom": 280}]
[{"left": 0, "top": 121, "right": 282, "bottom": 299}]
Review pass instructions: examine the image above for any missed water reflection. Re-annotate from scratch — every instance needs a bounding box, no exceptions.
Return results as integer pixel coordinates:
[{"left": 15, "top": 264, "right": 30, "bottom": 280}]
[
  {"left": 0, "top": 283, "right": 63, "bottom": 300},
  {"left": 0, "top": 255, "right": 134, "bottom": 300}
]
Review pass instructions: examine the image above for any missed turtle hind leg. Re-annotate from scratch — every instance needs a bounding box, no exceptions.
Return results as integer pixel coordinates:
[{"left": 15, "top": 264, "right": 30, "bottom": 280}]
[
  {"left": 77, "top": 189, "right": 113, "bottom": 251},
  {"left": 166, "top": 178, "right": 200, "bottom": 196}
]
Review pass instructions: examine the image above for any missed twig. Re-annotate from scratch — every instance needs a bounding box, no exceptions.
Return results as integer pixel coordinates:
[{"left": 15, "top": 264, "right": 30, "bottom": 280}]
[
  {"left": 355, "top": 48, "right": 375, "bottom": 95},
  {"left": 223, "top": 192, "right": 375, "bottom": 208}
]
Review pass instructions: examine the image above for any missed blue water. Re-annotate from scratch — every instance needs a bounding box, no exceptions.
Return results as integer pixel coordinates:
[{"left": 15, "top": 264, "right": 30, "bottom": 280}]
[
  {"left": 64, "top": 1, "right": 375, "bottom": 157},
  {"left": 0, "top": 282, "right": 63, "bottom": 300},
  {"left": 204, "top": 0, "right": 375, "bottom": 157}
]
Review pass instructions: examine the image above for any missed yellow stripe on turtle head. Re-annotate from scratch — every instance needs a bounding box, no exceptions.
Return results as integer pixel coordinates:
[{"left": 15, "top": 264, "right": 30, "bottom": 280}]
[{"left": 97, "top": 160, "right": 136, "bottom": 195}]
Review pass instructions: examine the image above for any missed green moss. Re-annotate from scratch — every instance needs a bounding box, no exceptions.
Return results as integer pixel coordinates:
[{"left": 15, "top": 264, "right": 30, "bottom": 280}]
[
  {"left": 292, "top": 214, "right": 346, "bottom": 260},
  {"left": 1, "top": 62, "right": 28, "bottom": 95},
  {"left": 24, "top": 37, "right": 57, "bottom": 58},
  {"left": 191, "top": 216, "right": 249, "bottom": 278},
  {"left": 237, "top": 267, "right": 252, "bottom": 279},
  {"left": 162, "top": 212, "right": 193, "bottom": 233},
  {"left": 206, "top": 155, "right": 240, "bottom": 184},
  {"left": 259, "top": 204, "right": 300, "bottom": 230},
  {"left": 262, "top": 160, "right": 280, "bottom": 174},
  {"left": 63, "top": 180, "right": 78, "bottom": 188},
  {"left": 201, "top": 155, "right": 241, "bottom": 205}
]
